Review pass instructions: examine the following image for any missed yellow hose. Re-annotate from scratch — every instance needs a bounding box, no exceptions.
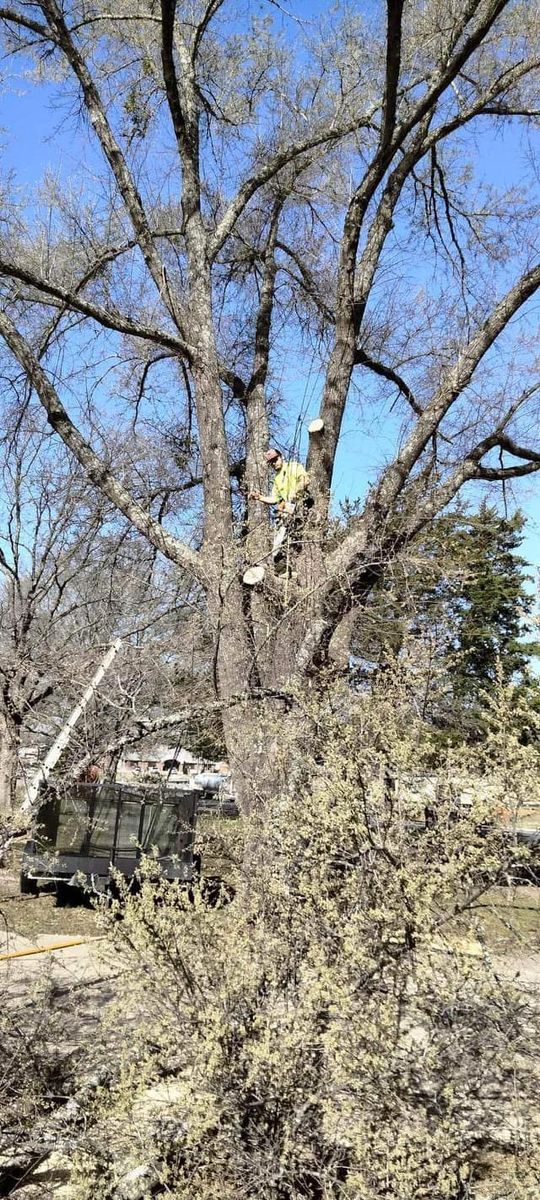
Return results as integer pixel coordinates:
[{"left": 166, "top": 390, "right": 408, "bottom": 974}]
[{"left": 0, "top": 936, "right": 103, "bottom": 962}]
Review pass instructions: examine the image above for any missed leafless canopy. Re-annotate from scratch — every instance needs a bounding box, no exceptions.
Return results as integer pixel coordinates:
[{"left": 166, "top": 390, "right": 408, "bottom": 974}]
[{"left": 0, "top": 1, "right": 538, "bottom": 767}]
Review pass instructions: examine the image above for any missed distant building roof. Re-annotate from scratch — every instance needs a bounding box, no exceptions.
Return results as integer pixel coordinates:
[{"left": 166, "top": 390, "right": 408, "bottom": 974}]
[{"left": 122, "top": 745, "right": 201, "bottom": 765}]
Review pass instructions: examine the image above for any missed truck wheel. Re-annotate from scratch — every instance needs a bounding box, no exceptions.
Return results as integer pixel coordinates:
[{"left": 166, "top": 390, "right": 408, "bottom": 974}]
[
  {"left": 56, "top": 882, "right": 75, "bottom": 906},
  {"left": 20, "top": 871, "right": 38, "bottom": 895}
]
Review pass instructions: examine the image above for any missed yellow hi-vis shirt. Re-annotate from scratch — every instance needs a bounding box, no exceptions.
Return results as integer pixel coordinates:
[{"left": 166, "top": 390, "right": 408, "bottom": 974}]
[{"left": 270, "top": 460, "right": 308, "bottom": 505}]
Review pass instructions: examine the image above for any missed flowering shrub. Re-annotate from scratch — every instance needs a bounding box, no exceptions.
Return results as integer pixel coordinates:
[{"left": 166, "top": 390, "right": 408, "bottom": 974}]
[{"left": 73, "top": 678, "right": 540, "bottom": 1199}]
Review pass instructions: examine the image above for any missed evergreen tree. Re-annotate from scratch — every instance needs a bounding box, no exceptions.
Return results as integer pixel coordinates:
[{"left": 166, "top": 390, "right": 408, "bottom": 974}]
[
  {"left": 351, "top": 503, "right": 540, "bottom": 741},
  {"left": 450, "top": 503, "right": 538, "bottom": 702}
]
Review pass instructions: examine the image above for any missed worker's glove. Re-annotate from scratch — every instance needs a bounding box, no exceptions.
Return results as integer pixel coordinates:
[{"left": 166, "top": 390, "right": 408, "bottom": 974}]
[{"left": 282, "top": 501, "right": 296, "bottom": 515}]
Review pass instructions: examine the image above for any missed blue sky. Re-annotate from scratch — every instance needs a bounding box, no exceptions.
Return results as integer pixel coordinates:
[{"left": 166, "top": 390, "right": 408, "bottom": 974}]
[{"left": 0, "top": 2, "right": 539, "bottom": 593}]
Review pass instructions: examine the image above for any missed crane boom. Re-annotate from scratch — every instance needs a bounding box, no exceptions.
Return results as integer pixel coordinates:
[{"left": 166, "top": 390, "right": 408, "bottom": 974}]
[{"left": 22, "top": 638, "right": 123, "bottom": 814}]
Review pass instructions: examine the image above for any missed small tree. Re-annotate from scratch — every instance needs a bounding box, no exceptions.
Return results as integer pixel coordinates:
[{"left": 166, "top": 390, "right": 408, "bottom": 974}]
[
  {"left": 449, "top": 504, "right": 539, "bottom": 707},
  {"left": 0, "top": 417, "right": 207, "bottom": 814}
]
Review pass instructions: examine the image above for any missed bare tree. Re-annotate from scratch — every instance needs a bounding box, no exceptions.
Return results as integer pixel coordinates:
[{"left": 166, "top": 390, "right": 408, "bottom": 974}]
[
  {"left": 0, "top": 414, "right": 206, "bottom": 813},
  {"left": 0, "top": 0, "right": 539, "bottom": 808}
]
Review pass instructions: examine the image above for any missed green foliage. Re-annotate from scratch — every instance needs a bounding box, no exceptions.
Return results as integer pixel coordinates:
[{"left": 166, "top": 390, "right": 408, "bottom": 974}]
[
  {"left": 72, "top": 678, "right": 540, "bottom": 1200},
  {"left": 448, "top": 504, "right": 538, "bottom": 699},
  {"left": 354, "top": 504, "right": 540, "bottom": 742}
]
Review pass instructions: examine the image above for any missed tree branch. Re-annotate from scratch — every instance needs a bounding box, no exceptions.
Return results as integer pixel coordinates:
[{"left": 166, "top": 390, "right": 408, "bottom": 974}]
[
  {"left": 366, "top": 260, "right": 540, "bottom": 520},
  {"left": 380, "top": 0, "right": 404, "bottom": 152},
  {"left": 160, "top": 0, "right": 188, "bottom": 158},
  {"left": 245, "top": 200, "right": 283, "bottom": 540},
  {"left": 307, "top": 2, "right": 530, "bottom": 506},
  {"left": 275, "top": 239, "right": 334, "bottom": 325},
  {"left": 390, "top": 0, "right": 511, "bottom": 159},
  {"left": 247, "top": 202, "right": 283, "bottom": 397},
  {"left": 298, "top": 269, "right": 540, "bottom": 674},
  {"left": 67, "top": 687, "right": 294, "bottom": 779},
  {"left": 0, "top": 311, "right": 204, "bottom": 582},
  {"left": 192, "top": 0, "right": 225, "bottom": 61},
  {"left": 161, "top": 0, "right": 203, "bottom": 232},
  {"left": 354, "top": 349, "right": 423, "bottom": 417},
  {"left": 308, "top": 120, "right": 431, "bottom": 501},
  {"left": 496, "top": 431, "right": 540, "bottom": 463},
  {"left": 474, "top": 460, "right": 540, "bottom": 480},
  {"left": 37, "top": 0, "right": 188, "bottom": 339},
  {"left": 220, "top": 365, "right": 247, "bottom": 399},
  {"left": 0, "top": 257, "right": 189, "bottom": 357},
  {"left": 159, "top": 457, "right": 245, "bottom": 496},
  {"left": 0, "top": 6, "right": 50, "bottom": 40},
  {"left": 208, "top": 117, "right": 364, "bottom": 261},
  {"left": 401, "top": 441, "right": 540, "bottom": 542},
  {"left": 422, "top": 55, "right": 540, "bottom": 156}
]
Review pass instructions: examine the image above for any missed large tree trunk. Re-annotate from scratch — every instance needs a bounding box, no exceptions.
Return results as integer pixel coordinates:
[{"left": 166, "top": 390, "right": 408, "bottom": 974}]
[
  {"left": 0, "top": 701, "right": 20, "bottom": 817},
  {"left": 216, "top": 570, "right": 323, "bottom": 815},
  {"left": 221, "top": 696, "right": 296, "bottom": 817}
]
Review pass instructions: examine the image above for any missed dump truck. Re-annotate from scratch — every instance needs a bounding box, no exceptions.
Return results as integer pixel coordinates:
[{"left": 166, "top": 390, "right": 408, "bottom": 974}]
[{"left": 20, "top": 780, "right": 198, "bottom": 897}]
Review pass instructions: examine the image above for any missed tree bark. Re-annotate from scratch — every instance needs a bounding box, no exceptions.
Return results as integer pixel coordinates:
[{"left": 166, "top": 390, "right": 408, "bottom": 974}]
[
  {"left": 220, "top": 700, "right": 287, "bottom": 818},
  {"left": 0, "top": 700, "right": 20, "bottom": 817}
]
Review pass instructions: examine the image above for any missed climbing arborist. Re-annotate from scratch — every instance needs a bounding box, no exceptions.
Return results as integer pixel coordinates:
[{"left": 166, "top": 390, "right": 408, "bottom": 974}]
[
  {"left": 250, "top": 448, "right": 309, "bottom": 512},
  {"left": 250, "top": 448, "right": 310, "bottom": 564}
]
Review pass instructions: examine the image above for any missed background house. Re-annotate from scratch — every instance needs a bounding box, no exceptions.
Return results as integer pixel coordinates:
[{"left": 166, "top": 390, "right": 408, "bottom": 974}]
[{"left": 117, "top": 745, "right": 231, "bottom": 786}]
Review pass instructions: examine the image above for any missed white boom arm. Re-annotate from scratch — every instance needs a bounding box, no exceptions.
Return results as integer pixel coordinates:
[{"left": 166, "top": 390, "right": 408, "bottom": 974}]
[{"left": 22, "top": 638, "right": 123, "bottom": 814}]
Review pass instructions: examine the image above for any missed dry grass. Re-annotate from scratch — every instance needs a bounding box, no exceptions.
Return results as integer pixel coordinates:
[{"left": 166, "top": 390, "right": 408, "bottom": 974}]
[
  {"left": 472, "top": 885, "right": 540, "bottom": 953},
  {"left": 0, "top": 858, "right": 99, "bottom": 943},
  {"left": 513, "top": 804, "right": 540, "bottom": 831}
]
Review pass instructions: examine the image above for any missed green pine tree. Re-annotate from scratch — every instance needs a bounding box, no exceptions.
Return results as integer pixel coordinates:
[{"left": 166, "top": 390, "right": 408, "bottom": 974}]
[
  {"left": 449, "top": 503, "right": 538, "bottom": 701},
  {"left": 351, "top": 503, "right": 540, "bottom": 743}
]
